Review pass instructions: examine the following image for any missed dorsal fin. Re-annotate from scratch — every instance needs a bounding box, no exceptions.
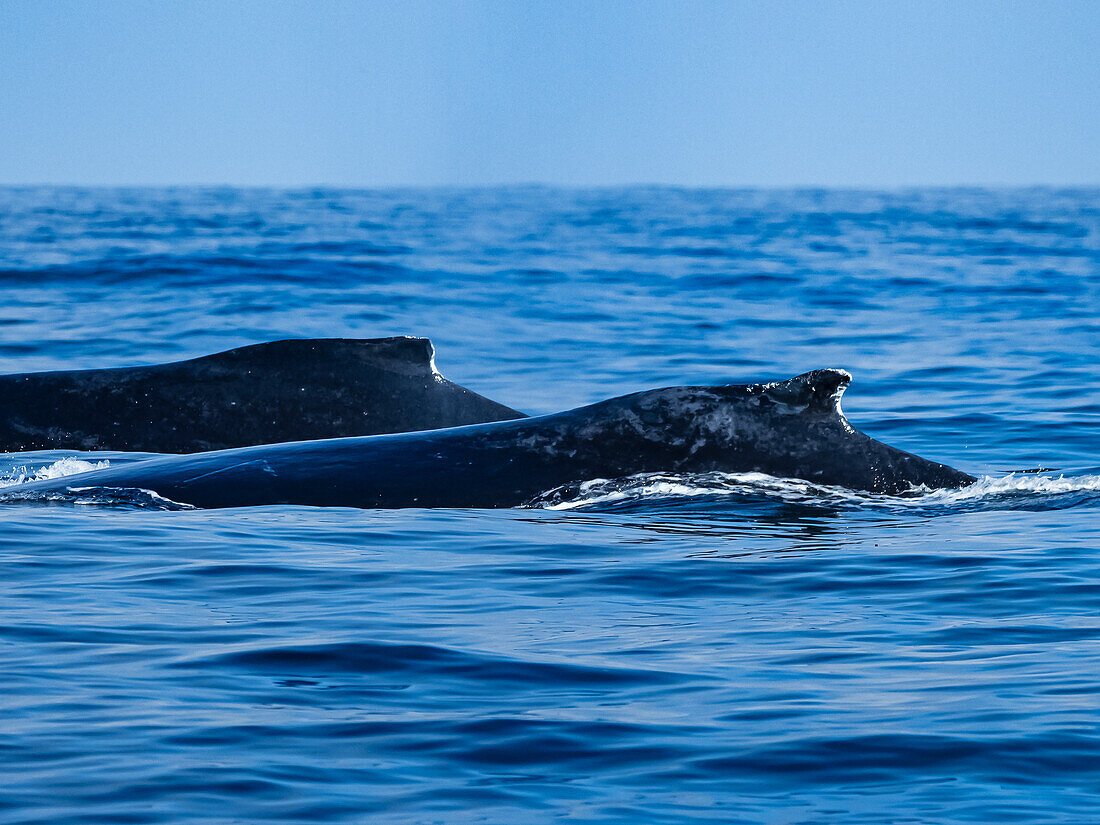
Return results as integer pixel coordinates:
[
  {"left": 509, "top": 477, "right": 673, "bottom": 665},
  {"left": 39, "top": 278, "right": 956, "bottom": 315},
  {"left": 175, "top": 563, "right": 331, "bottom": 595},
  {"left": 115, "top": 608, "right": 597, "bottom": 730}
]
[
  {"left": 192, "top": 337, "right": 438, "bottom": 378},
  {"left": 340, "top": 336, "right": 438, "bottom": 377},
  {"left": 761, "top": 368, "right": 852, "bottom": 413}
]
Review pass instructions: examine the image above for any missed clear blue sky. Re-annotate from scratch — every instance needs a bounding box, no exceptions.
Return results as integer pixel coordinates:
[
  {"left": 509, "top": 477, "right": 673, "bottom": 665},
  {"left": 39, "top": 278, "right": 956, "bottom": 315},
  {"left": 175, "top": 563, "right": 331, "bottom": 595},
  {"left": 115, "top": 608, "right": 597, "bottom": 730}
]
[{"left": 1, "top": 0, "right": 1097, "bottom": 186}]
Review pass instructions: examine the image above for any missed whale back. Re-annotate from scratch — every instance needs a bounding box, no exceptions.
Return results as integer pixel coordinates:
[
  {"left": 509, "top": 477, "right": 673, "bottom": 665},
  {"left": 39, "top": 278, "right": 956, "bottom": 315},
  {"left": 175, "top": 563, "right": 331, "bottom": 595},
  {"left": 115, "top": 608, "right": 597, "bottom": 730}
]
[
  {"left": 543, "top": 369, "right": 855, "bottom": 450},
  {"left": 0, "top": 337, "right": 526, "bottom": 453},
  {"left": 525, "top": 368, "right": 972, "bottom": 495},
  {"left": 4, "top": 369, "right": 975, "bottom": 508}
]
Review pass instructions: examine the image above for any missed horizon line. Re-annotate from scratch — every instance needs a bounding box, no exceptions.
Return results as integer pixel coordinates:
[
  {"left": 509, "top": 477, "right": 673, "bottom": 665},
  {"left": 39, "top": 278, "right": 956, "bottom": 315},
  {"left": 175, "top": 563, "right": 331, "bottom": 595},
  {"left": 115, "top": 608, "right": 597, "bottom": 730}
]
[{"left": 3, "top": 181, "right": 1099, "bottom": 191}]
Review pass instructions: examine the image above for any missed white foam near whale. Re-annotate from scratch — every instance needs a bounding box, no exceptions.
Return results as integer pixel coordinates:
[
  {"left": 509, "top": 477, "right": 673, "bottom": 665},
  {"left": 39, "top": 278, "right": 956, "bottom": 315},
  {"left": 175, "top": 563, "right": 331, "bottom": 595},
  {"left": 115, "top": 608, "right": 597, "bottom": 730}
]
[
  {"left": 0, "top": 456, "right": 111, "bottom": 487},
  {"left": 5, "top": 456, "right": 1096, "bottom": 515},
  {"left": 530, "top": 470, "right": 1100, "bottom": 511}
]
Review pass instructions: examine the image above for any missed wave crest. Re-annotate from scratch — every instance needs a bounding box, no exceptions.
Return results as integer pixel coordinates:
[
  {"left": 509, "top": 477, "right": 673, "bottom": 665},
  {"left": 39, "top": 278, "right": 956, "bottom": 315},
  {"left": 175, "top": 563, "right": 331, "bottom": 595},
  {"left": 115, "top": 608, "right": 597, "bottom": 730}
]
[{"left": 0, "top": 485, "right": 195, "bottom": 511}]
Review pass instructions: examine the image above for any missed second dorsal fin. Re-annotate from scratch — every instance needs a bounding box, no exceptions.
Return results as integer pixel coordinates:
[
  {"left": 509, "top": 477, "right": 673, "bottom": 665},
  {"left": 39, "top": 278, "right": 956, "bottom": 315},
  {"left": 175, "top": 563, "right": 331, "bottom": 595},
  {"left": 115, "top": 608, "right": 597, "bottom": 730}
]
[{"left": 760, "top": 368, "right": 852, "bottom": 413}]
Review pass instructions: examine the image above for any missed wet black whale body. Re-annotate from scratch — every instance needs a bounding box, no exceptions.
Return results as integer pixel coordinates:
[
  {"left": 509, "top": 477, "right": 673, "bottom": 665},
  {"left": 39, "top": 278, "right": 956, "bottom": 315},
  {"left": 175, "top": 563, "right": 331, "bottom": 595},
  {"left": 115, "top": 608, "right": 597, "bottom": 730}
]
[
  {"left": 13, "top": 369, "right": 975, "bottom": 508},
  {"left": 0, "top": 337, "right": 525, "bottom": 453}
]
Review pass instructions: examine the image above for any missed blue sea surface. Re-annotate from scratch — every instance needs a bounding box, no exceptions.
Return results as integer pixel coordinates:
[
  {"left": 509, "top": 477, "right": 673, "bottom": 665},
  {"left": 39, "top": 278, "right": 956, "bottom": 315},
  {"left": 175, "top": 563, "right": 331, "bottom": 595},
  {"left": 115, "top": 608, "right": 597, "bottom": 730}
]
[{"left": 0, "top": 186, "right": 1098, "bottom": 824}]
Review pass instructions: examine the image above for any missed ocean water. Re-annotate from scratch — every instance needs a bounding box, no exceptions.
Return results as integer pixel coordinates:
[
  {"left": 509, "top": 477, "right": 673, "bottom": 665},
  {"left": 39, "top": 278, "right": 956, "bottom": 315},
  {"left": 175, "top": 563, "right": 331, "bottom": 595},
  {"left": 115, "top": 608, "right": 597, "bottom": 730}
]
[{"left": 1, "top": 186, "right": 1098, "bottom": 824}]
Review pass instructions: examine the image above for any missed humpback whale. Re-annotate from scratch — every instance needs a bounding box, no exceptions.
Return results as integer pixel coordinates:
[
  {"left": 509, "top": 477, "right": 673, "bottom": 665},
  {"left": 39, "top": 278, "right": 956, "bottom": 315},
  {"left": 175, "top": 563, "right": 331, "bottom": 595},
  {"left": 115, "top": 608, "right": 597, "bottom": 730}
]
[
  {"left": 8, "top": 369, "right": 975, "bottom": 509},
  {"left": 0, "top": 337, "right": 525, "bottom": 453}
]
